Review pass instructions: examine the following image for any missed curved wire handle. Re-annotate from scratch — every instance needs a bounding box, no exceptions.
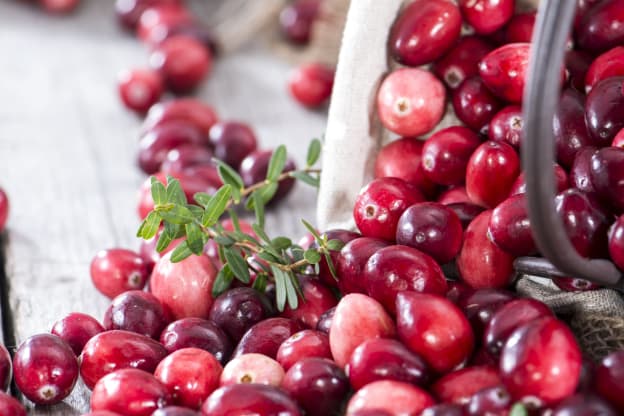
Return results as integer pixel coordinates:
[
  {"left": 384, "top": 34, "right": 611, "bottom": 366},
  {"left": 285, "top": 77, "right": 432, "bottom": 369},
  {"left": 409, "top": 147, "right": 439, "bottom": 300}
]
[{"left": 516, "top": 0, "right": 623, "bottom": 289}]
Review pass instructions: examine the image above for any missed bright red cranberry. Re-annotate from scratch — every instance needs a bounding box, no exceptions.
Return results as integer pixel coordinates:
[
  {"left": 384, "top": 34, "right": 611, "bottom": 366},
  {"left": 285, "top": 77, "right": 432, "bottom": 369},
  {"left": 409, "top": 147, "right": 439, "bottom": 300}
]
[
  {"left": 353, "top": 177, "right": 424, "bottom": 241},
  {"left": 585, "top": 76, "right": 624, "bottom": 145},
  {"left": 390, "top": 0, "right": 461, "bottom": 66},
  {"left": 51, "top": 312, "right": 104, "bottom": 356},
  {"left": 590, "top": 146, "right": 624, "bottom": 213},
  {"left": 312, "top": 229, "right": 360, "bottom": 288},
  {"left": 377, "top": 68, "right": 446, "bottom": 137},
  {"left": 566, "top": 50, "right": 594, "bottom": 92},
  {"left": 152, "top": 407, "right": 200, "bottom": 416},
  {"left": 202, "top": 384, "right": 301, "bottom": 415},
  {"left": 437, "top": 186, "right": 471, "bottom": 205},
  {"left": 239, "top": 150, "right": 297, "bottom": 204},
  {"left": 316, "top": 307, "right": 335, "bottom": 334},
  {"left": 466, "top": 385, "right": 511, "bottom": 415},
  {"left": 117, "top": 68, "right": 163, "bottom": 114},
  {"left": 577, "top": 0, "right": 624, "bottom": 53},
  {"left": 447, "top": 202, "right": 486, "bottom": 229},
  {"left": 347, "top": 338, "right": 429, "bottom": 390},
  {"left": 160, "top": 317, "right": 231, "bottom": 364},
  {"left": 346, "top": 380, "right": 435, "bottom": 415},
  {"left": 609, "top": 215, "right": 624, "bottom": 270},
  {"left": 466, "top": 141, "right": 520, "bottom": 208},
  {"left": 90, "top": 248, "right": 149, "bottom": 299},
  {"left": 586, "top": 47, "right": 624, "bottom": 92},
  {"left": 510, "top": 163, "right": 569, "bottom": 195},
  {"left": 39, "top": 0, "right": 80, "bottom": 13},
  {"left": 160, "top": 144, "right": 213, "bottom": 174},
  {"left": 143, "top": 98, "right": 217, "bottom": 136},
  {"left": 432, "top": 366, "right": 501, "bottom": 405},
  {"left": 0, "top": 187, "right": 7, "bottom": 232},
  {"left": 420, "top": 404, "right": 464, "bottom": 416},
  {"left": 155, "top": 348, "right": 221, "bottom": 409},
  {"left": 396, "top": 292, "right": 474, "bottom": 374},
  {"left": 595, "top": 350, "right": 624, "bottom": 411},
  {"left": 13, "top": 334, "right": 78, "bottom": 405},
  {"left": 232, "top": 317, "right": 303, "bottom": 359},
  {"left": 103, "top": 290, "right": 169, "bottom": 339},
  {"left": 501, "top": 317, "right": 581, "bottom": 405},
  {"left": 208, "top": 121, "right": 257, "bottom": 170},
  {"left": 276, "top": 330, "right": 331, "bottom": 370},
  {"left": 396, "top": 202, "right": 463, "bottom": 263},
  {"left": 488, "top": 105, "right": 523, "bottom": 148},
  {"left": 505, "top": 12, "right": 536, "bottom": 43},
  {"left": 0, "top": 392, "right": 26, "bottom": 416},
  {"left": 137, "top": 4, "right": 193, "bottom": 44},
  {"left": 80, "top": 330, "right": 167, "bottom": 389},
  {"left": 282, "top": 278, "right": 337, "bottom": 328},
  {"left": 457, "top": 211, "right": 515, "bottom": 289},
  {"left": 459, "top": 0, "right": 515, "bottom": 34},
  {"left": 220, "top": 353, "right": 284, "bottom": 387},
  {"left": 458, "top": 288, "right": 515, "bottom": 339},
  {"left": 91, "top": 369, "right": 171, "bottom": 416},
  {"left": 115, "top": 0, "right": 182, "bottom": 29},
  {"left": 488, "top": 194, "right": 535, "bottom": 256},
  {"left": 479, "top": 43, "right": 531, "bottom": 104},
  {"left": 337, "top": 237, "right": 389, "bottom": 295},
  {"left": 433, "top": 36, "right": 494, "bottom": 90},
  {"left": 452, "top": 76, "right": 503, "bottom": 131},
  {"left": 279, "top": 0, "right": 321, "bottom": 44},
  {"left": 421, "top": 126, "right": 482, "bottom": 186},
  {"left": 551, "top": 393, "right": 618, "bottom": 416},
  {"left": 329, "top": 293, "right": 396, "bottom": 368},
  {"left": 570, "top": 147, "right": 599, "bottom": 194},
  {"left": 553, "top": 276, "right": 601, "bottom": 292},
  {"left": 288, "top": 63, "right": 334, "bottom": 108},
  {"left": 613, "top": 128, "right": 624, "bottom": 147}
]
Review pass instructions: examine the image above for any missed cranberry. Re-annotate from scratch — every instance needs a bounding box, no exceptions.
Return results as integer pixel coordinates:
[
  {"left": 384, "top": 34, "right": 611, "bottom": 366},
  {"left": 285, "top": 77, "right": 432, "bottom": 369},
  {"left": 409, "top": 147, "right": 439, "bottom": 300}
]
[
  {"left": 137, "top": 4, "right": 193, "bottom": 44},
  {"left": 390, "top": 0, "right": 461, "bottom": 66},
  {"left": 103, "top": 290, "right": 169, "bottom": 339},
  {"left": 551, "top": 393, "right": 618, "bottom": 416},
  {"left": 457, "top": 211, "right": 515, "bottom": 289},
  {"left": 160, "top": 144, "right": 214, "bottom": 174},
  {"left": 0, "top": 188, "right": 8, "bottom": 232},
  {"left": 232, "top": 317, "right": 303, "bottom": 359},
  {"left": 337, "top": 237, "right": 389, "bottom": 295},
  {"left": 353, "top": 177, "right": 424, "bottom": 241},
  {"left": 585, "top": 76, "right": 624, "bottom": 145},
  {"left": 208, "top": 121, "right": 257, "bottom": 170},
  {"left": 377, "top": 68, "right": 446, "bottom": 137},
  {"left": 0, "top": 392, "right": 26, "bottom": 416},
  {"left": 553, "top": 276, "right": 601, "bottom": 292},
  {"left": 375, "top": 137, "right": 437, "bottom": 197},
  {"left": 316, "top": 307, "right": 335, "bottom": 334},
  {"left": 577, "top": 0, "right": 624, "bottom": 53},
  {"left": 279, "top": 0, "right": 321, "bottom": 44},
  {"left": 90, "top": 248, "right": 149, "bottom": 299},
  {"left": 155, "top": 348, "right": 221, "bottom": 409},
  {"left": 329, "top": 293, "right": 396, "bottom": 368},
  {"left": 312, "top": 229, "right": 360, "bottom": 288},
  {"left": 586, "top": 47, "right": 624, "bottom": 92},
  {"left": 143, "top": 98, "right": 218, "bottom": 136},
  {"left": 276, "top": 330, "right": 331, "bottom": 370},
  {"left": 39, "top": 0, "right": 80, "bottom": 13},
  {"left": 458, "top": 288, "right": 515, "bottom": 339},
  {"left": 447, "top": 202, "right": 486, "bottom": 229},
  {"left": 446, "top": 280, "right": 475, "bottom": 304},
  {"left": 505, "top": 12, "right": 536, "bottom": 43},
  {"left": 160, "top": 317, "right": 231, "bottom": 364},
  {"left": 609, "top": 215, "right": 624, "bottom": 270},
  {"left": 396, "top": 292, "right": 474, "bottom": 374},
  {"left": 570, "top": 147, "right": 599, "bottom": 194},
  {"left": 466, "top": 385, "right": 511, "bottom": 415},
  {"left": 220, "top": 353, "right": 284, "bottom": 387},
  {"left": 203, "top": 384, "right": 301, "bottom": 415},
  {"left": 396, "top": 202, "right": 463, "bottom": 263},
  {"left": 459, "top": 0, "right": 515, "bottom": 34},
  {"left": 437, "top": 186, "right": 471, "bottom": 205},
  {"left": 432, "top": 366, "right": 501, "bottom": 405},
  {"left": 51, "top": 312, "right": 104, "bottom": 356},
  {"left": 152, "top": 407, "right": 200, "bottom": 416},
  {"left": 346, "top": 380, "right": 435, "bottom": 415},
  {"left": 0, "top": 344, "right": 10, "bottom": 392},
  {"left": 432, "top": 35, "right": 494, "bottom": 90},
  {"left": 510, "top": 163, "right": 569, "bottom": 195},
  {"left": 595, "top": 350, "right": 624, "bottom": 411},
  {"left": 288, "top": 63, "right": 334, "bottom": 108},
  {"left": 117, "top": 68, "right": 163, "bottom": 114},
  {"left": 420, "top": 404, "right": 464, "bottom": 416},
  {"left": 13, "top": 334, "right": 77, "bottom": 405},
  {"left": 566, "top": 50, "right": 594, "bottom": 92},
  {"left": 480, "top": 43, "right": 531, "bottom": 104},
  {"left": 488, "top": 105, "right": 523, "bottom": 148},
  {"left": 80, "top": 330, "right": 168, "bottom": 389},
  {"left": 575, "top": 0, "right": 604, "bottom": 30},
  {"left": 488, "top": 194, "right": 535, "bottom": 256},
  {"left": 115, "top": 0, "right": 182, "bottom": 29},
  {"left": 347, "top": 338, "right": 429, "bottom": 390},
  {"left": 590, "top": 146, "right": 624, "bottom": 213},
  {"left": 239, "top": 150, "right": 297, "bottom": 204},
  {"left": 613, "top": 128, "right": 624, "bottom": 147},
  {"left": 452, "top": 76, "right": 503, "bottom": 131},
  {"left": 421, "top": 126, "right": 482, "bottom": 186},
  {"left": 466, "top": 141, "right": 520, "bottom": 208},
  {"left": 150, "top": 251, "right": 217, "bottom": 320},
  {"left": 501, "top": 317, "right": 581, "bottom": 406}
]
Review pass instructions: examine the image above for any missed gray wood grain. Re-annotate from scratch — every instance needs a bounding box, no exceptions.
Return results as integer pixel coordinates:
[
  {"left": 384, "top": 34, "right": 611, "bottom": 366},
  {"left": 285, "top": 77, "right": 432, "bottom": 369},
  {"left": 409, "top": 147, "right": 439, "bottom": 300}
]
[{"left": 0, "top": 1, "right": 326, "bottom": 413}]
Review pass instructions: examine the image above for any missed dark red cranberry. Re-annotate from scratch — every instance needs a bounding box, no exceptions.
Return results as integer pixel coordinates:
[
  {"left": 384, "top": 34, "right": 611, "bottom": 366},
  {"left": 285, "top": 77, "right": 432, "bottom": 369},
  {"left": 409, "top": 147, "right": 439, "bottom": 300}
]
[
  {"left": 585, "top": 76, "right": 624, "bottom": 145},
  {"left": 203, "top": 384, "right": 301, "bottom": 415},
  {"left": 500, "top": 317, "right": 582, "bottom": 406},
  {"left": 208, "top": 121, "right": 257, "bottom": 170},
  {"left": 312, "top": 229, "right": 360, "bottom": 288},
  {"left": 466, "top": 385, "right": 511, "bottom": 415},
  {"left": 80, "top": 330, "right": 168, "bottom": 390},
  {"left": 505, "top": 12, "right": 536, "bottom": 43},
  {"left": 566, "top": 50, "right": 594, "bottom": 92},
  {"left": 115, "top": 0, "right": 182, "bottom": 29},
  {"left": 137, "top": 4, "right": 193, "bottom": 44},
  {"left": 389, "top": 0, "right": 461, "bottom": 66},
  {"left": 421, "top": 126, "right": 482, "bottom": 186},
  {"left": 0, "top": 392, "right": 26, "bottom": 416},
  {"left": 353, "top": 177, "right": 424, "bottom": 241},
  {"left": 575, "top": 0, "right": 604, "bottom": 31},
  {"left": 160, "top": 144, "right": 213, "bottom": 175},
  {"left": 346, "top": 380, "right": 435, "bottom": 415},
  {"left": 347, "top": 338, "right": 429, "bottom": 390},
  {"left": 446, "top": 202, "right": 486, "bottom": 228},
  {"left": 282, "top": 357, "right": 348, "bottom": 416},
  {"left": 159, "top": 317, "right": 232, "bottom": 364},
  {"left": 510, "top": 163, "right": 569, "bottom": 195},
  {"left": 143, "top": 98, "right": 217, "bottom": 136},
  {"left": 13, "top": 334, "right": 78, "bottom": 405},
  {"left": 459, "top": 0, "right": 515, "bottom": 34},
  {"left": 316, "top": 307, "right": 335, "bottom": 334},
  {"left": 232, "top": 317, "right": 303, "bottom": 359},
  {"left": 90, "top": 248, "right": 150, "bottom": 300},
  {"left": 103, "top": 290, "right": 169, "bottom": 339},
  {"left": 452, "top": 76, "right": 503, "bottom": 131},
  {"left": 446, "top": 280, "right": 475, "bottom": 305},
  {"left": 586, "top": 47, "right": 624, "bottom": 92},
  {"left": 577, "top": 0, "right": 624, "bottom": 53},
  {"left": 479, "top": 43, "right": 531, "bottom": 104},
  {"left": 51, "top": 312, "right": 104, "bottom": 356},
  {"left": 432, "top": 366, "right": 501, "bottom": 405},
  {"left": 595, "top": 350, "right": 624, "bottom": 411},
  {"left": 553, "top": 276, "right": 601, "bottom": 292},
  {"left": 276, "top": 330, "right": 331, "bottom": 370},
  {"left": 570, "top": 147, "right": 599, "bottom": 194},
  {"left": 488, "top": 105, "right": 523, "bottom": 148},
  {"left": 288, "top": 63, "right": 334, "bottom": 108},
  {"left": 0, "top": 344, "right": 10, "bottom": 392},
  {"left": 282, "top": 278, "right": 338, "bottom": 328},
  {"left": 420, "top": 404, "right": 464, "bottom": 416},
  {"left": 117, "top": 68, "right": 163, "bottom": 114},
  {"left": 458, "top": 288, "right": 515, "bottom": 339},
  {"left": 152, "top": 407, "right": 200, "bottom": 416},
  {"left": 432, "top": 35, "right": 494, "bottom": 90},
  {"left": 239, "top": 150, "right": 296, "bottom": 204},
  {"left": 91, "top": 369, "right": 172, "bottom": 416},
  {"left": 279, "top": 0, "right": 321, "bottom": 44},
  {"left": 609, "top": 215, "right": 624, "bottom": 270},
  {"left": 438, "top": 186, "right": 471, "bottom": 205},
  {"left": 551, "top": 393, "right": 618, "bottom": 416},
  {"left": 589, "top": 146, "right": 624, "bottom": 213},
  {"left": 488, "top": 194, "right": 536, "bottom": 256}
]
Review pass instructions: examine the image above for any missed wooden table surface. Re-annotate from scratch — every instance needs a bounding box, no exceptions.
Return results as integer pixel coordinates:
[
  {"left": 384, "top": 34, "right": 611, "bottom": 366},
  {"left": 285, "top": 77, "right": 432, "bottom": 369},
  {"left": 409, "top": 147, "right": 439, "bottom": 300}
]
[{"left": 0, "top": 1, "right": 327, "bottom": 413}]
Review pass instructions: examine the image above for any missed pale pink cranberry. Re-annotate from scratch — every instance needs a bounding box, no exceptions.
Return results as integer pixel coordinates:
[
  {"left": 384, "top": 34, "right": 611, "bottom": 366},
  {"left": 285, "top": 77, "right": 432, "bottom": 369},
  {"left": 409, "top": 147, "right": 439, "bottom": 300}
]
[
  {"left": 459, "top": 0, "right": 515, "bottom": 34},
  {"left": 585, "top": 47, "right": 624, "bottom": 92},
  {"left": 377, "top": 68, "right": 446, "bottom": 137},
  {"left": 505, "top": 12, "right": 536, "bottom": 43},
  {"left": 288, "top": 63, "right": 334, "bottom": 108},
  {"left": 90, "top": 248, "right": 150, "bottom": 299},
  {"left": 479, "top": 43, "right": 531, "bottom": 103},
  {"left": 39, "top": 0, "right": 80, "bottom": 13},
  {"left": 346, "top": 380, "right": 435, "bottom": 415},
  {"left": 137, "top": 4, "right": 193, "bottom": 44},
  {"left": 117, "top": 68, "right": 163, "bottom": 114},
  {"left": 432, "top": 36, "right": 494, "bottom": 90},
  {"left": 276, "top": 330, "right": 331, "bottom": 370},
  {"left": 51, "top": 312, "right": 105, "bottom": 356},
  {"left": 143, "top": 98, "right": 218, "bottom": 136},
  {"left": 432, "top": 366, "right": 501, "bottom": 405},
  {"left": 0, "top": 187, "right": 8, "bottom": 232},
  {"left": 0, "top": 392, "right": 26, "bottom": 416},
  {"left": 220, "top": 353, "right": 284, "bottom": 386}
]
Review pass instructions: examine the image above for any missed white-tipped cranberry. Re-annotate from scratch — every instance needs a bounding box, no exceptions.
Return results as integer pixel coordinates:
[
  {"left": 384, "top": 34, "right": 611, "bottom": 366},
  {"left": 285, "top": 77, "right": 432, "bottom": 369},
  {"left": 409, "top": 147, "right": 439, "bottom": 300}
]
[{"left": 220, "top": 353, "right": 284, "bottom": 387}]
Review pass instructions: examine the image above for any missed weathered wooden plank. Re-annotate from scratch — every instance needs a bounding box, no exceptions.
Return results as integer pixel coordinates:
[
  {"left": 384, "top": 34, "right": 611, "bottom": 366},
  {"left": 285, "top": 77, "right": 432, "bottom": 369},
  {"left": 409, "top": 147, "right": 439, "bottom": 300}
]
[{"left": 0, "top": 1, "right": 326, "bottom": 414}]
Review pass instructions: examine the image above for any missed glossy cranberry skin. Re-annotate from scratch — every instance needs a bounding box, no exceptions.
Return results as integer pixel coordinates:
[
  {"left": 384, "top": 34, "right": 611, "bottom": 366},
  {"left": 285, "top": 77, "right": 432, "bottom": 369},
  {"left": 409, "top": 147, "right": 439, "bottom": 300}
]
[
  {"left": 458, "top": 288, "right": 515, "bottom": 339},
  {"left": 329, "top": 293, "right": 396, "bottom": 368},
  {"left": 466, "top": 385, "right": 511, "bottom": 415},
  {"left": 276, "top": 330, "right": 331, "bottom": 370},
  {"left": 505, "top": 12, "right": 536, "bottom": 43},
  {"left": 566, "top": 50, "right": 594, "bottom": 92},
  {"left": 346, "top": 338, "right": 429, "bottom": 390},
  {"left": 570, "top": 147, "right": 599, "bottom": 194},
  {"left": 613, "top": 128, "right": 624, "bottom": 148},
  {"left": 288, "top": 63, "right": 334, "bottom": 108},
  {"left": 239, "top": 150, "right": 296, "bottom": 204},
  {"left": 452, "top": 76, "right": 503, "bottom": 131},
  {"left": 432, "top": 366, "right": 501, "bottom": 405},
  {"left": 466, "top": 141, "right": 520, "bottom": 208},
  {"left": 0, "top": 392, "right": 26, "bottom": 416},
  {"left": 220, "top": 353, "right": 284, "bottom": 387},
  {"left": 585, "top": 76, "right": 624, "bottom": 145},
  {"left": 390, "top": 0, "right": 461, "bottom": 66},
  {"left": 553, "top": 276, "right": 601, "bottom": 292},
  {"left": 447, "top": 202, "right": 486, "bottom": 228},
  {"left": 353, "top": 177, "right": 424, "bottom": 241},
  {"left": 375, "top": 137, "right": 437, "bottom": 197},
  {"left": 0, "top": 344, "right": 10, "bottom": 392},
  {"left": 479, "top": 43, "right": 531, "bottom": 104},
  {"left": 312, "top": 229, "right": 360, "bottom": 288},
  {"left": 488, "top": 194, "right": 535, "bottom": 256},
  {"left": 90, "top": 248, "right": 150, "bottom": 299},
  {"left": 337, "top": 237, "right": 389, "bottom": 295},
  {"left": 143, "top": 98, "right": 218, "bottom": 136},
  {"left": 281, "top": 357, "right": 348, "bottom": 416},
  {"left": 590, "top": 146, "right": 624, "bottom": 213},
  {"left": 488, "top": 105, "right": 523, "bottom": 148},
  {"left": 118, "top": 68, "right": 163, "bottom": 114},
  {"left": 501, "top": 317, "right": 581, "bottom": 405},
  {"left": 202, "top": 383, "right": 301, "bottom": 415},
  {"left": 421, "top": 126, "right": 482, "bottom": 186},
  {"left": 457, "top": 211, "right": 515, "bottom": 289},
  {"left": 152, "top": 407, "right": 200, "bottom": 416},
  {"left": 137, "top": 4, "right": 193, "bottom": 44},
  {"left": 208, "top": 121, "right": 257, "bottom": 170},
  {"left": 232, "top": 317, "right": 302, "bottom": 359},
  {"left": 279, "top": 0, "right": 321, "bottom": 44},
  {"left": 433, "top": 36, "right": 493, "bottom": 90},
  {"left": 551, "top": 394, "right": 618, "bottom": 416},
  {"left": 346, "top": 380, "right": 435, "bottom": 415},
  {"left": 103, "top": 290, "right": 169, "bottom": 339},
  {"left": 586, "top": 47, "right": 624, "bottom": 92},
  {"left": 159, "top": 317, "right": 231, "bottom": 364},
  {"left": 577, "top": 0, "right": 624, "bottom": 53},
  {"left": 420, "top": 404, "right": 464, "bottom": 416},
  {"left": 609, "top": 215, "right": 624, "bottom": 270},
  {"left": 459, "top": 0, "right": 515, "bottom": 34},
  {"left": 160, "top": 144, "right": 213, "bottom": 175},
  {"left": 377, "top": 68, "right": 446, "bottom": 137},
  {"left": 316, "top": 307, "right": 335, "bottom": 334},
  {"left": 595, "top": 350, "right": 624, "bottom": 411},
  {"left": 511, "top": 163, "right": 569, "bottom": 196},
  {"left": 80, "top": 330, "right": 168, "bottom": 390},
  {"left": 51, "top": 312, "right": 104, "bottom": 356},
  {"left": 0, "top": 188, "right": 8, "bottom": 232},
  {"left": 396, "top": 292, "right": 474, "bottom": 374},
  {"left": 396, "top": 202, "right": 463, "bottom": 263},
  {"left": 438, "top": 186, "right": 471, "bottom": 205}
]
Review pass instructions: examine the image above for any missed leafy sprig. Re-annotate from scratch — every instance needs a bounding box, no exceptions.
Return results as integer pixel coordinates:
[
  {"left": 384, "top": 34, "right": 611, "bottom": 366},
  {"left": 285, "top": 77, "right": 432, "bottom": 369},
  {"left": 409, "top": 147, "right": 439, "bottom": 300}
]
[{"left": 137, "top": 139, "right": 344, "bottom": 311}]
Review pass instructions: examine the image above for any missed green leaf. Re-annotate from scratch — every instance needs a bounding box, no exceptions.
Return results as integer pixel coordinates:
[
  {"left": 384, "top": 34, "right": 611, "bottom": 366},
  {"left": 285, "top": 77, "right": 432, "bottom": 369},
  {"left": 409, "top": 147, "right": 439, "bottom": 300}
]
[
  {"left": 150, "top": 177, "right": 167, "bottom": 205},
  {"left": 155, "top": 222, "right": 178, "bottom": 252},
  {"left": 201, "top": 185, "right": 232, "bottom": 227},
  {"left": 137, "top": 211, "right": 161, "bottom": 239},
  {"left": 252, "top": 192, "right": 265, "bottom": 228},
  {"left": 324, "top": 251, "right": 339, "bottom": 281},
  {"left": 290, "top": 171, "right": 320, "bottom": 187},
  {"left": 170, "top": 241, "right": 193, "bottom": 262},
  {"left": 252, "top": 224, "right": 271, "bottom": 243},
  {"left": 157, "top": 204, "right": 195, "bottom": 225},
  {"left": 227, "top": 209, "right": 241, "bottom": 233},
  {"left": 509, "top": 404, "right": 528, "bottom": 416},
  {"left": 185, "top": 222, "right": 205, "bottom": 255},
  {"left": 301, "top": 219, "right": 321, "bottom": 240},
  {"left": 266, "top": 145, "right": 287, "bottom": 182},
  {"left": 303, "top": 249, "right": 322, "bottom": 264},
  {"left": 214, "top": 235, "right": 235, "bottom": 247},
  {"left": 271, "top": 237, "right": 292, "bottom": 251},
  {"left": 306, "top": 138, "right": 321, "bottom": 166},
  {"left": 272, "top": 265, "right": 287, "bottom": 312},
  {"left": 252, "top": 273, "right": 268, "bottom": 293},
  {"left": 212, "top": 265, "right": 234, "bottom": 297},
  {"left": 285, "top": 272, "right": 299, "bottom": 309},
  {"left": 216, "top": 161, "right": 243, "bottom": 201},
  {"left": 257, "top": 182, "right": 279, "bottom": 204},
  {"left": 257, "top": 250, "right": 281, "bottom": 263},
  {"left": 193, "top": 192, "right": 212, "bottom": 208},
  {"left": 326, "top": 239, "right": 345, "bottom": 251},
  {"left": 224, "top": 248, "right": 250, "bottom": 284},
  {"left": 166, "top": 177, "right": 187, "bottom": 205}
]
